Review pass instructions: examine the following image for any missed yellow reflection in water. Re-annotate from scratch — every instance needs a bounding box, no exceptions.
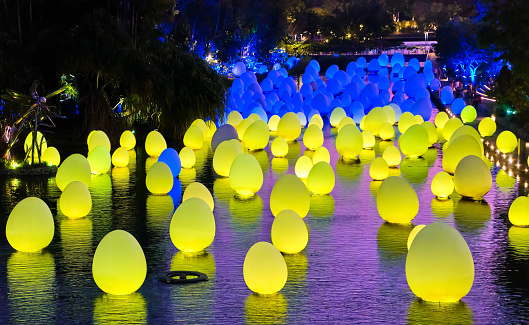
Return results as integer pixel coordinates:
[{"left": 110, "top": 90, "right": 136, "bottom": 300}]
[
  {"left": 230, "top": 194, "right": 263, "bottom": 232},
  {"left": 128, "top": 149, "right": 137, "bottom": 169},
  {"left": 496, "top": 169, "right": 516, "bottom": 193},
  {"left": 146, "top": 194, "right": 174, "bottom": 235},
  {"left": 60, "top": 217, "right": 92, "bottom": 270},
  {"left": 309, "top": 194, "right": 334, "bottom": 218},
  {"left": 8, "top": 252, "right": 56, "bottom": 324},
  {"left": 145, "top": 157, "right": 157, "bottom": 173},
  {"left": 286, "top": 140, "right": 301, "bottom": 162},
  {"left": 179, "top": 167, "right": 197, "bottom": 188},
  {"left": 369, "top": 180, "right": 383, "bottom": 198},
  {"left": 90, "top": 173, "right": 112, "bottom": 198},
  {"left": 423, "top": 147, "right": 438, "bottom": 166},
  {"left": 359, "top": 149, "right": 375, "bottom": 164},
  {"left": 171, "top": 251, "right": 216, "bottom": 279},
  {"left": 431, "top": 197, "right": 454, "bottom": 219},
  {"left": 407, "top": 299, "right": 473, "bottom": 325},
  {"left": 509, "top": 226, "right": 529, "bottom": 259},
  {"left": 388, "top": 168, "right": 401, "bottom": 177},
  {"left": 249, "top": 149, "right": 270, "bottom": 174},
  {"left": 453, "top": 198, "right": 491, "bottom": 233},
  {"left": 376, "top": 139, "right": 393, "bottom": 155},
  {"left": 245, "top": 293, "right": 287, "bottom": 325},
  {"left": 283, "top": 252, "right": 308, "bottom": 284},
  {"left": 213, "top": 177, "right": 235, "bottom": 204},
  {"left": 271, "top": 158, "right": 289, "bottom": 176},
  {"left": 193, "top": 146, "right": 208, "bottom": 173},
  {"left": 112, "top": 166, "right": 130, "bottom": 185},
  {"left": 93, "top": 293, "right": 147, "bottom": 325},
  {"left": 377, "top": 222, "right": 414, "bottom": 259},
  {"left": 400, "top": 157, "right": 429, "bottom": 184},
  {"left": 335, "top": 159, "right": 363, "bottom": 185}
]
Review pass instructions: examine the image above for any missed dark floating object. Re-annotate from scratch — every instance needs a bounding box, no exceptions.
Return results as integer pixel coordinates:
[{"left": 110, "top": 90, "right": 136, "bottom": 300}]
[{"left": 159, "top": 271, "right": 208, "bottom": 284}]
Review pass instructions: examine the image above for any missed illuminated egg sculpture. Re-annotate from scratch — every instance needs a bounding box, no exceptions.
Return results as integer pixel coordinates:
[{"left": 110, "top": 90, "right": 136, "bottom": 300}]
[
  {"left": 382, "top": 105, "right": 397, "bottom": 125},
  {"left": 450, "top": 125, "right": 483, "bottom": 155},
  {"left": 268, "top": 115, "right": 281, "bottom": 132},
  {"left": 496, "top": 130, "right": 517, "bottom": 154},
  {"left": 87, "top": 145, "right": 111, "bottom": 174},
  {"left": 183, "top": 182, "right": 214, "bottom": 211},
  {"left": 398, "top": 112, "right": 418, "bottom": 134},
  {"left": 146, "top": 162, "right": 173, "bottom": 195},
  {"left": 211, "top": 124, "right": 238, "bottom": 152},
  {"left": 407, "top": 224, "right": 426, "bottom": 250},
  {"left": 271, "top": 209, "right": 308, "bottom": 254},
  {"left": 229, "top": 153, "right": 263, "bottom": 196},
  {"left": 120, "top": 130, "right": 136, "bottom": 150},
  {"left": 271, "top": 137, "right": 289, "bottom": 157},
  {"left": 56, "top": 153, "right": 92, "bottom": 191},
  {"left": 303, "top": 124, "right": 324, "bottom": 150},
  {"left": 170, "top": 197, "right": 215, "bottom": 252},
  {"left": 6, "top": 197, "right": 54, "bottom": 252},
  {"left": 243, "top": 120, "right": 270, "bottom": 151},
  {"left": 362, "top": 130, "right": 375, "bottom": 149},
  {"left": 59, "top": 181, "right": 92, "bottom": 219},
  {"left": 431, "top": 172, "right": 454, "bottom": 199},
  {"left": 406, "top": 222, "right": 474, "bottom": 302},
  {"left": 237, "top": 119, "right": 254, "bottom": 141},
  {"left": 308, "top": 114, "right": 324, "bottom": 130},
  {"left": 509, "top": 196, "right": 529, "bottom": 226},
  {"left": 191, "top": 119, "right": 208, "bottom": 136},
  {"left": 313, "top": 146, "right": 331, "bottom": 164},
  {"left": 92, "top": 230, "right": 147, "bottom": 295},
  {"left": 382, "top": 145, "right": 402, "bottom": 167},
  {"left": 422, "top": 121, "right": 438, "bottom": 147},
  {"left": 227, "top": 111, "right": 244, "bottom": 127},
  {"left": 157, "top": 148, "right": 181, "bottom": 177},
  {"left": 88, "top": 130, "right": 111, "bottom": 153},
  {"left": 41, "top": 147, "right": 60, "bottom": 166},
  {"left": 379, "top": 122, "right": 395, "bottom": 140},
  {"left": 370, "top": 157, "right": 389, "bottom": 180},
  {"left": 336, "top": 124, "right": 363, "bottom": 160},
  {"left": 442, "top": 135, "right": 482, "bottom": 174},
  {"left": 329, "top": 107, "right": 347, "bottom": 127},
  {"left": 270, "top": 174, "right": 311, "bottom": 218},
  {"left": 145, "top": 130, "right": 167, "bottom": 157},
  {"left": 364, "top": 106, "right": 388, "bottom": 136},
  {"left": 277, "top": 112, "right": 301, "bottom": 141},
  {"left": 244, "top": 242, "right": 287, "bottom": 295},
  {"left": 399, "top": 124, "right": 429, "bottom": 158},
  {"left": 213, "top": 139, "right": 243, "bottom": 177},
  {"left": 415, "top": 115, "right": 424, "bottom": 124},
  {"left": 338, "top": 117, "right": 355, "bottom": 132},
  {"left": 461, "top": 105, "right": 477, "bottom": 123},
  {"left": 441, "top": 118, "right": 463, "bottom": 142},
  {"left": 183, "top": 125, "right": 205, "bottom": 150},
  {"left": 478, "top": 117, "right": 496, "bottom": 137},
  {"left": 453, "top": 155, "right": 492, "bottom": 199},
  {"left": 434, "top": 111, "right": 449, "bottom": 129},
  {"left": 377, "top": 176, "right": 419, "bottom": 223},
  {"left": 307, "top": 161, "right": 335, "bottom": 195},
  {"left": 111, "top": 147, "right": 129, "bottom": 168},
  {"left": 295, "top": 156, "right": 313, "bottom": 179},
  {"left": 180, "top": 147, "right": 196, "bottom": 169}
]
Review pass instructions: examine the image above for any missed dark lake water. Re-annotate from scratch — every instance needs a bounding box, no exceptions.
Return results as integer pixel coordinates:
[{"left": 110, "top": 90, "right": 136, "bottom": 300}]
[{"left": 1, "top": 114, "right": 529, "bottom": 324}]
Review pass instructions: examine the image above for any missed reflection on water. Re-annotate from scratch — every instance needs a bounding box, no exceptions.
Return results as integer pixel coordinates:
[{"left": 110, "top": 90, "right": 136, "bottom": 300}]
[
  {"left": 146, "top": 194, "right": 174, "bottom": 235},
  {"left": 407, "top": 299, "right": 473, "bottom": 325},
  {"left": 229, "top": 195, "right": 263, "bottom": 233},
  {"left": 285, "top": 141, "right": 301, "bottom": 162},
  {"left": 496, "top": 169, "right": 516, "bottom": 193},
  {"left": 509, "top": 226, "right": 529, "bottom": 259},
  {"left": 424, "top": 147, "right": 438, "bottom": 166},
  {"left": 453, "top": 198, "right": 491, "bottom": 234},
  {"left": 249, "top": 150, "right": 270, "bottom": 175},
  {"left": 377, "top": 223, "right": 414, "bottom": 259},
  {"left": 271, "top": 158, "right": 289, "bottom": 176},
  {"left": 245, "top": 293, "right": 287, "bottom": 325},
  {"left": 283, "top": 252, "right": 308, "bottom": 285},
  {"left": 93, "top": 293, "right": 147, "bottom": 325},
  {"left": 171, "top": 251, "right": 216, "bottom": 278},
  {"left": 308, "top": 194, "right": 334, "bottom": 218},
  {"left": 179, "top": 167, "right": 197, "bottom": 188},
  {"left": 400, "top": 157, "right": 429, "bottom": 184},
  {"left": 431, "top": 197, "right": 454, "bottom": 219},
  {"left": 335, "top": 159, "right": 362, "bottom": 186},
  {"left": 359, "top": 149, "right": 375, "bottom": 164},
  {"left": 60, "top": 217, "right": 92, "bottom": 271},
  {"left": 369, "top": 180, "right": 383, "bottom": 198},
  {"left": 145, "top": 157, "right": 157, "bottom": 173},
  {"left": 213, "top": 177, "right": 234, "bottom": 204}
]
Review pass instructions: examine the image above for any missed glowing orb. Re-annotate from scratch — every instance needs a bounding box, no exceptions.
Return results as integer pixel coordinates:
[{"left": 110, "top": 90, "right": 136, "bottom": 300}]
[
  {"left": 24, "top": 131, "right": 47, "bottom": 159},
  {"left": 309, "top": 114, "right": 324, "bottom": 130},
  {"left": 336, "top": 124, "right": 363, "bottom": 160},
  {"left": 399, "top": 124, "right": 429, "bottom": 158},
  {"left": 370, "top": 157, "right": 389, "bottom": 180},
  {"left": 277, "top": 112, "right": 301, "bottom": 141},
  {"left": 453, "top": 155, "right": 492, "bottom": 199},
  {"left": 337, "top": 116, "right": 355, "bottom": 132},
  {"left": 183, "top": 182, "right": 214, "bottom": 211},
  {"left": 382, "top": 145, "right": 402, "bottom": 167},
  {"left": 271, "top": 137, "right": 289, "bottom": 157},
  {"left": 243, "top": 242, "right": 287, "bottom": 295},
  {"left": 461, "top": 105, "right": 477, "bottom": 123},
  {"left": 377, "top": 176, "right": 419, "bottom": 223},
  {"left": 211, "top": 124, "right": 238, "bottom": 151},
  {"left": 56, "top": 153, "right": 92, "bottom": 191},
  {"left": 407, "top": 224, "right": 426, "bottom": 250},
  {"left": 365, "top": 106, "right": 389, "bottom": 136},
  {"left": 442, "top": 135, "right": 482, "bottom": 174},
  {"left": 6, "top": 197, "right": 54, "bottom": 252},
  {"left": 450, "top": 125, "right": 483, "bottom": 155},
  {"left": 442, "top": 118, "right": 463, "bottom": 142},
  {"left": 170, "top": 197, "right": 215, "bottom": 252},
  {"left": 213, "top": 139, "right": 243, "bottom": 177},
  {"left": 434, "top": 112, "right": 449, "bottom": 128},
  {"left": 362, "top": 130, "right": 375, "bottom": 149},
  {"left": 379, "top": 122, "right": 395, "bottom": 140},
  {"left": 236, "top": 119, "right": 253, "bottom": 141},
  {"left": 243, "top": 120, "right": 270, "bottom": 150},
  {"left": 313, "top": 146, "right": 331, "bottom": 164},
  {"left": 268, "top": 115, "right": 281, "bottom": 132},
  {"left": 421, "top": 121, "right": 438, "bottom": 147},
  {"left": 478, "top": 117, "right": 496, "bottom": 137},
  {"left": 87, "top": 130, "right": 96, "bottom": 145},
  {"left": 508, "top": 196, "right": 529, "bottom": 226},
  {"left": 180, "top": 147, "right": 196, "bottom": 168},
  {"left": 398, "top": 112, "right": 418, "bottom": 134},
  {"left": 229, "top": 153, "right": 263, "bottom": 196},
  {"left": 415, "top": 115, "right": 424, "bottom": 124},
  {"left": 271, "top": 210, "right": 308, "bottom": 254},
  {"left": 158, "top": 148, "right": 181, "bottom": 177},
  {"left": 88, "top": 130, "right": 111, "bottom": 153},
  {"left": 92, "top": 230, "right": 147, "bottom": 295},
  {"left": 183, "top": 125, "right": 205, "bottom": 149},
  {"left": 41, "top": 147, "right": 60, "bottom": 166},
  {"left": 330, "top": 107, "right": 347, "bottom": 127},
  {"left": 87, "top": 145, "right": 111, "bottom": 174},
  {"left": 406, "top": 222, "right": 474, "bottom": 302},
  {"left": 382, "top": 105, "right": 397, "bottom": 125},
  {"left": 295, "top": 156, "right": 313, "bottom": 179},
  {"left": 146, "top": 161, "right": 173, "bottom": 194},
  {"left": 191, "top": 119, "right": 208, "bottom": 136},
  {"left": 227, "top": 111, "right": 243, "bottom": 127},
  {"left": 270, "top": 174, "right": 310, "bottom": 218},
  {"left": 496, "top": 130, "right": 517, "bottom": 154},
  {"left": 303, "top": 124, "right": 324, "bottom": 150},
  {"left": 111, "top": 147, "right": 129, "bottom": 168},
  {"left": 59, "top": 181, "right": 92, "bottom": 219},
  {"left": 431, "top": 172, "right": 454, "bottom": 198},
  {"left": 359, "top": 115, "right": 366, "bottom": 131},
  {"left": 145, "top": 131, "right": 167, "bottom": 157},
  {"left": 307, "top": 161, "right": 335, "bottom": 195},
  {"left": 120, "top": 130, "right": 136, "bottom": 150}
]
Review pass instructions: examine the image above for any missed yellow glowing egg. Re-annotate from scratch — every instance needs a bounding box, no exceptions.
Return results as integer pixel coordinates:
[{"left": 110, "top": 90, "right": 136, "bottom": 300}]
[
  {"left": 379, "top": 122, "right": 395, "bottom": 140},
  {"left": 236, "top": 119, "right": 253, "bottom": 141},
  {"left": 442, "top": 135, "right": 482, "bottom": 174},
  {"left": 277, "top": 112, "right": 301, "bottom": 141},
  {"left": 399, "top": 124, "right": 429, "bottom": 158},
  {"left": 415, "top": 115, "right": 424, "bottom": 124},
  {"left": 170, "top": 197, "right": 215, "bottom": 252},
  {"left": 377, "top": 176, "right": 419, "bottom": 223},
  {"left": 338, "top": 116, "right": 355, "bottom": 132},
  {"left": 336, "top": 124, "right": 363, "bottom": 160},
  {"left": 243, "top": 120, "right": 270, "bottom": 150},
  {"left": 365, "top": 106, "right": 389, "bottom": 136},
  {"left": 359, "top": 115, "right": 366, "bottom": 131},
  {"left": 183, "top": 182, "right": 214, "bottom": 211},
  {"left": 270, "top": 174, "right": 311, "bottom": 218},
  {"left": 312, "top": 146, "right": 331, "bottom": 164},
  {"left": 88, "top": 130, "right": 111, "bottom": 153},
  {"left": 496, "top": 131, "right": 517, "bottom": 154},
  {"left": 191, "top": 118, "right": 208, "bottom": 136},
  {"left": 206, "top": 120, "right": 217, "bottom": 138},
  {"left": 398, "top": 112, "right": 418, "bottom": 134},
  {"left": 120, "top": 130, "right": 136, "bottom": 150},
  {"left": 6, "top": 197, "right": 54, "bottom": 252},
  {"left": 508, "top": 196, "right": 529, "bottom": 226},
  {"left": 370, "top": 157, "right": 389, "bottom": 180},
  {"left": 407, "top": 224, "right": 426, "bottom": 250},
  {"left": 435, "top": 112, "right": 449, "bottom": 128},
  {"left": 478, "top": 117, "right": 496, "bottom": 137},
  {"left": 309, "top": 114, "right": 324, "bottom": 130},
  {"left": 295, "top": 156, "right": 314, "bottom": 179},
  {"left": 111, "top": 147, "right": 129, "bottom": 168},
  {"left": 248, "top": 113, "right": 261, "bottom": 122},
  {"left": 184, "top": 125, "right": 205, "bottom": 150},
  {"left": 271, "top": 209, "right": 308, "bottom": 254},
  {"left": 268, "top": 115, "right": 281, "bottom": 131},
  {"left": 145, "top": 131, "right": 167, "bottom": 157},
  {"left": 56, "top": 153, "right": 92, "bottom": 191},
  {"left": 307, "top": 161, "right": 335, "bottom": 195},
  {"left": 431, "top": 172, "right": 454, "bottom": 198},
  {"left": 303, "top": 124, "right": 324, "bottom": 150},
  {"left": 228, "top": 111, "right": 243, "bottom": 127},
  {"left": 442, "top": 118, "right": 463, "bottom": 142},
  {"left": 180, "top": 147, "right": 196, "bottom": 168},
  {"left": 229, "top": 153, "right": 263, "bottom": 196},
  {"left": 362, "top": 130, "right": 375, "bottom": 149},
  {"left": 382, "top": 145, "right": 402, "bottom": 167},
  {"left": 382, "top": 105, "right": 397, "bottom": 125},
  {"left": 213, "top": 139, "right": 243, "bottom": 176},
  {"left": 271, "top": 137, "right": 289, "bottom": 157},
  {"left": 87, "top": 130, "right": 97, "bottom": 145},
  {"left": 146, "top": 161, "right": 173, "bottom": 194},
  {"left": 243, "top": 242, "right": 287, "bottom": 295},
  {"left": 421, "top": 121, "right": 438, "bottom": 147},
  {"left": 87, "top": 145, "right": 111, "bottom": 174},
  {"left": 92, "top": 230, "right": 147, "bottom": 295},
  {"left": 406, "top": 222, "right": 474, "bottom": 302},
  {"left": 453, "top": 155, "right": 492, "bottom": 199},
  {"left": 24, "top": 131, "right": 47, "bottom": 159},
  {"left": 460, "top": 105, "right": 477, "bottom": 123},
  {"left": 59, "top": 181, "right": 92, "bottom": 219},
  {"left": 330, "top": 107, "right": 347, "bottom": 127},
  {"left": 41, "top": 147, "right": 60, "bottom": 166},
  {"left": 450, "top": 126, "right": 484, "bottom": 156}
]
